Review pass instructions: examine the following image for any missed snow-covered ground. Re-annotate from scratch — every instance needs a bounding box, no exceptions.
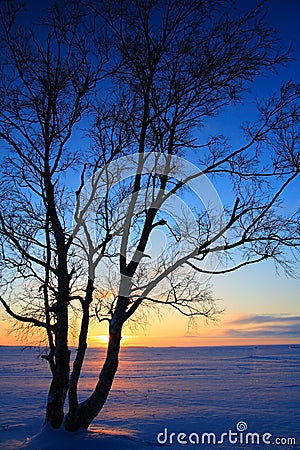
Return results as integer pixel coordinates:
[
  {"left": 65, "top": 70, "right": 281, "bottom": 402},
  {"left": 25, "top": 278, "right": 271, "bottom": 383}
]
[{"left": 0, "top": 345, "right": 299, "bottom": 449}]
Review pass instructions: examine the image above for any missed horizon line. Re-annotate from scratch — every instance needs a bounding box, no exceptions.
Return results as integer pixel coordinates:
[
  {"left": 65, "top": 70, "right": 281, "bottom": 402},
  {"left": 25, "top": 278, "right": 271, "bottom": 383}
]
[{"left": 1, "top": 342, "right": 299, "bottom": 349}]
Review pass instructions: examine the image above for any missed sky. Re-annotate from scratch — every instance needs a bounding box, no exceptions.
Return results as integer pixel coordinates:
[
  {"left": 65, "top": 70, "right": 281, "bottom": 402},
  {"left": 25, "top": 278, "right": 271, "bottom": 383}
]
[{"left": 0, "top": 0, "right": 300, "bottom": 348}]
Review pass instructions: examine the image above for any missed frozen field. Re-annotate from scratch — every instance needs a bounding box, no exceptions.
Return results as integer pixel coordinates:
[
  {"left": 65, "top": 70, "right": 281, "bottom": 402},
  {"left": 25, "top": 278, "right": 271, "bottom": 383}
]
[{"left": 0, "top": 345, "right": 299, "bottom": 449}]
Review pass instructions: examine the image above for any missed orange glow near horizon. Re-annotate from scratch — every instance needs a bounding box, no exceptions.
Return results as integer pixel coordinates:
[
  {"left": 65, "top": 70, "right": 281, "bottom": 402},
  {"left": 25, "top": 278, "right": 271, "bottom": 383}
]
[
  {"left": 1, "top": 303, "right": 300, "bottom": 348},
  {"left": 87, "top": 335, "right": 300, "bottom": 348},
  {"left": 90, "top": 334, "right": 135, "bottom": 347},
  {"left": 1, "top": 255, "right": 300, "bottom": 348},
  {"left": 0, "top": 326, "right": 299, "bottom": 348}
]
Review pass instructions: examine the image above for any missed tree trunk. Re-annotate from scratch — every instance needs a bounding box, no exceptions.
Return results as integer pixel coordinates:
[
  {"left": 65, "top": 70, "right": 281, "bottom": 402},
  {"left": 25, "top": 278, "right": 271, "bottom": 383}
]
[
  {"left": 43, "top": 168, "right": 71, "bottom": 428},
  {"left": 74, "top": 326, "right": 122, "bottom": 430},
  {"left": 64, "top": 294, "right": 128, "bottom": 431},
  {"left": 44, "top": 250, "right": 70, "bottom": 428},
  {"left": 44, "top": 343, "right": 70, "bottom": 428},
  {"left": 64, "top": 278, "right": 94, "bottom": 431}
]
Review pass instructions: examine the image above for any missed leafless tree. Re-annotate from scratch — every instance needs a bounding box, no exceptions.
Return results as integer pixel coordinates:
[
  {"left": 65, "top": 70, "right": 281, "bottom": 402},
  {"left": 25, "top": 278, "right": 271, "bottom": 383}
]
[{"left": 0, "top": 0, "right": 299, "bottom": 433}]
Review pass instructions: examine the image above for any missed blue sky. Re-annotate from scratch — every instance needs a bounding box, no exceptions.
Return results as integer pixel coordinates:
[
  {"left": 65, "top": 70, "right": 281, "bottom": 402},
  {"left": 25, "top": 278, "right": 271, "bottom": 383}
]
[{"left": 0, "top": 0, "right": 299, "bottom": 347}]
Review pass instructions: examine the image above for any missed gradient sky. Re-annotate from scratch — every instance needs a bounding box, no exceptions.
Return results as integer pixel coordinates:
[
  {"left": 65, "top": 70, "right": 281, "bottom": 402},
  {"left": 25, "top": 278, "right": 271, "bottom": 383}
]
[{"left": 0, "top": 0, "right": 299, "bottom": 347}]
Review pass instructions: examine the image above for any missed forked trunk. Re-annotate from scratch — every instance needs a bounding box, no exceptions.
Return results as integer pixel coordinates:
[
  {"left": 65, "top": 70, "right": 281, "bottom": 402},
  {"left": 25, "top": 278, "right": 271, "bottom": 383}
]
[{"left": 64, "top": 294, "right": 127, "bottom": 431}]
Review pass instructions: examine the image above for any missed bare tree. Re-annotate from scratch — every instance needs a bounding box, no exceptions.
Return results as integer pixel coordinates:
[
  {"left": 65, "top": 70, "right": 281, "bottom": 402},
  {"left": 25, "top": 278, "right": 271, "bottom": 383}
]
[
  {"left": 0, "top": 0, "right": 299, "bottom": 433},
  {"left": 0, "top": 0, "right": 111, "bottom": 429}
]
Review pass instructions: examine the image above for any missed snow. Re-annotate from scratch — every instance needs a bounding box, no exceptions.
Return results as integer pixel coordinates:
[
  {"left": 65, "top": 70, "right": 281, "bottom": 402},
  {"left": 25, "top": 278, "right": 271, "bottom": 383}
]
[
  {"left": 21, "top": 424, "right": 147, "bottom": 450},
  {"left": 0, "top": 345, "right": 299, "bottom": 449}
]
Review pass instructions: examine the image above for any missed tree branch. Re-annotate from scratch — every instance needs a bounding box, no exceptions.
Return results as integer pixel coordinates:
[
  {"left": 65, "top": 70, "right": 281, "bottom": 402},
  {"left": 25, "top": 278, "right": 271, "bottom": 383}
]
[{"left": 0, "top": 295, "right": 51, "bottom": 330}]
